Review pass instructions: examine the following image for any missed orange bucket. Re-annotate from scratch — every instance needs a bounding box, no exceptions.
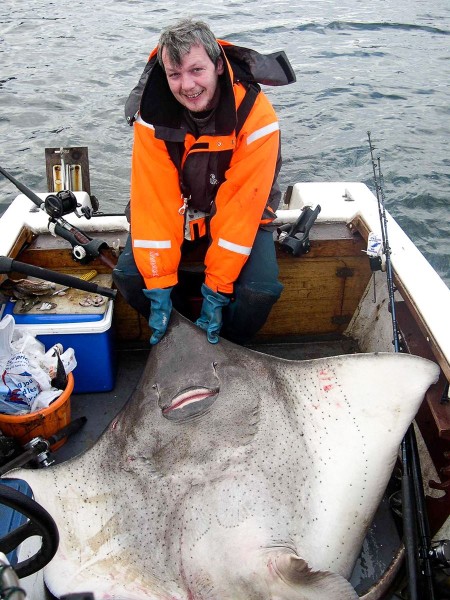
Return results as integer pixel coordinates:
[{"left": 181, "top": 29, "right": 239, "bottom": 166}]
[{"left": 0, "top": 373, "right": 74, "bottom": 451}]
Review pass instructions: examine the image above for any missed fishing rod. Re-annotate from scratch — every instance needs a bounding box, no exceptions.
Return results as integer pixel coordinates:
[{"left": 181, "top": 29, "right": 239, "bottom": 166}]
[
  {"left": 367, "top": 135, "right": 400, "bottom": 353},
  {"left": 0, "top": 256, "right": 116, "bottom": 299},
  {"left": 0, "top": 165, "right": 116, "bottom": 270},
  {"left": 367, "top": 132, "right": 436, "bottom": 600}
]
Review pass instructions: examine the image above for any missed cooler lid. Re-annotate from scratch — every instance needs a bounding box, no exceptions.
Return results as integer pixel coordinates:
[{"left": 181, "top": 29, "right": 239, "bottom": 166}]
[{"left": 3, "top": 273, "right": 112, "bottom": 324}]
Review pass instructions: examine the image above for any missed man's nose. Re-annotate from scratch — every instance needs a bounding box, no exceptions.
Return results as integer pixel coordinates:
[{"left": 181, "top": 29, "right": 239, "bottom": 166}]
[{"left": 180, "top": 73, "right": 195, "bottom": 90}]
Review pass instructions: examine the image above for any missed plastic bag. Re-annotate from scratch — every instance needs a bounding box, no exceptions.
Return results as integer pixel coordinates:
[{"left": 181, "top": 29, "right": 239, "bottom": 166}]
[
  {"left": 0, "top": 313, "right": 14, "bottom": 365},
  {"left": 366, "top": 231, "right": 383, "bottom": 257},
  {"left": 0, "top": 315, "right": 77, "bottom": 415},
  {"left": 0, "top": 314, "right": 17, "bottom": 413},
  {"left": 0, "top": 352, "right": 40, "bottom": 415}
]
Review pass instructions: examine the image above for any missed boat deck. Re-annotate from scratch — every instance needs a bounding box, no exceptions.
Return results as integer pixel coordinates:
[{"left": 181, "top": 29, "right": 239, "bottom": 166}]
[{"left": 2, "top": 203, "right": 443, "bottom": 597}]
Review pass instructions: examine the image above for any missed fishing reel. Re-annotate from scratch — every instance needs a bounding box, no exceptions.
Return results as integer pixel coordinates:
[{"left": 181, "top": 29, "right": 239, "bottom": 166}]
[
  {"left": 0, "top": 164, "right": 115, "bottom": 268},
  {"left": 24, "top": 437, "right": 55, "bottom": 468},
  {"left": 44, "top": 190, "right": 93, "bottom": 220},
  {"left": 0, "top": 418, "right": 87, "bottom": 476},
  {"left": 429, "top": 539, "right": 450, "bottom": 568}
]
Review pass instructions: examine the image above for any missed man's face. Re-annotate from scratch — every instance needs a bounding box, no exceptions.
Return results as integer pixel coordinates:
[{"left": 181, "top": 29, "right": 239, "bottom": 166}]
[{"left": 162, "top": 43, "right": 224, "bottom": 113}]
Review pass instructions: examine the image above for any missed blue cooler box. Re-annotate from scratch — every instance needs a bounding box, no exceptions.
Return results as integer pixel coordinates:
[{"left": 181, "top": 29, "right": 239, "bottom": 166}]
[{"left": 3, "top": 300, "right": 115, "bottom": 394}]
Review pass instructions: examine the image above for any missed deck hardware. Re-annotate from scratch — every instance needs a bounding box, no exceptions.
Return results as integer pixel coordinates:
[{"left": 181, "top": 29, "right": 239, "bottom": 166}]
[
  {"left": 440, "top": 382, "right": 450, "bottom": 405},
  {"left": 336, "top": 267, "right": 354, "bottom": 278},
  {"left": 331, "top": 315, "right": 351, "bottom": 326},
  {"left": 276, "top": 204, "right": 321, "bottom": 256},
  {"left": 430, "top": 539, "right": 450, "bottom": 567},
  {"left": 0, "top": 418, "right": 87, "bottom": 477},
  {"left": 111, "top": 239, "right": 121, "bottom": 257},
  {"left": 283, "top": 184, "right": 294, "bottom": 208},
  {"left": 0, "top": 165, "right": 116, "bottom": 269},
  {"left": 45, "top": 147, "right": 91, "bottom": 195},
  {"left": 73, "top": 245, "right": 87, "bottom": 261},
  {"left": 342, "top": 189, "right": 355, "bottom": 201}
]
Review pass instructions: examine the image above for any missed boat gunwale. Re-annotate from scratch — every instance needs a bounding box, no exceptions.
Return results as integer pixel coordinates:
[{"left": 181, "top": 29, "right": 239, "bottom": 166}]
[{"left": 1, "top": 182, "right": 449, "bottom": 379}]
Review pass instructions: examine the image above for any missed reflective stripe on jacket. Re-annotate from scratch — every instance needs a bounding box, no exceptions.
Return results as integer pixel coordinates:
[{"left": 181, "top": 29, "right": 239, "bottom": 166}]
[{"left": 130, "top": 42, "right": 283, "bottom": 294}]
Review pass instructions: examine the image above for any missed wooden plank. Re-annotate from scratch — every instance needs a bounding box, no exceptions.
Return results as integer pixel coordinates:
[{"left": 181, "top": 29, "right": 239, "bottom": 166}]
[
  {"left": 278, "top": 221, "right": 367, "bottom": 259},
  {"left": 259, "top": 254, "right": 372, "bottom": 337},
  {"left": 113, "top": 294, "right": 151, "bottom": 342},
  {"left": 0, "top": 226, "right": 36, "bottom": 286},
  {"left": 257, "top": 223, "right": 371, "bottom": 337},
  {"left": 395, "top": 300, "right": 450, "bottom": 534},
  {"left": 13, "top": 225, "right": 372, "bottom": 341},
  {"left": 17, "top": 232, "right": 123, "bottom": 274},
  {"left": 396, "top": 301, "right": 450, "bottom": 439}
]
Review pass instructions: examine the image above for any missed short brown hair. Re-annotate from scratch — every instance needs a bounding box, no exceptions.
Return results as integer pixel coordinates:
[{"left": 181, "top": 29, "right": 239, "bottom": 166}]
[{"left": 157, "top": 18, "right": 221, "bottom": 68}]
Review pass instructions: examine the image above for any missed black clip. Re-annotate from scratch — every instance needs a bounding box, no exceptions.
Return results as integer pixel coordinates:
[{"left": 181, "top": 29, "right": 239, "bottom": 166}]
[
  {"left": 369, "top": 256, "right": 383, "bottom": 272},
  {"left": 277, "top": 205, "right": 321, "bottom": 257}
]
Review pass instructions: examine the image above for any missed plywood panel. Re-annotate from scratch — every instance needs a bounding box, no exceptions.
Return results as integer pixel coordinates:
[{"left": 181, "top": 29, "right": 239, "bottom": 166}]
[
  {"left": 113, "top": 293, "right": 151, "bottom": 342},
  {"left": 259, "top": 254, "right": 372, "bottom": 337},
  {"left": 12, "top": 225, "right": 373, "bottom": 342},
  {"left": 17, "top": 232, "right": 125, "bottom": 273}
]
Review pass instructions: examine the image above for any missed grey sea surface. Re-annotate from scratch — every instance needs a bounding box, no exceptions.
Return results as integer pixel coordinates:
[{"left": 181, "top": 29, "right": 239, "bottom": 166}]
[{"left": 0, "top": 0, "right": 449, "bottom": 285}]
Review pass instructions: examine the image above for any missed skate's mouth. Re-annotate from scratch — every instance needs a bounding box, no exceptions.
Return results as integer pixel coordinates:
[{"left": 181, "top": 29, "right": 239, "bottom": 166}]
[{"left": 162, "top": 387, "right": 219, "bottom": 421}]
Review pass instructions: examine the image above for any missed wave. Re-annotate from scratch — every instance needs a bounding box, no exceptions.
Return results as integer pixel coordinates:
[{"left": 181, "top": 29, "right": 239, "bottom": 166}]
[{"left": 294, "top": 21, "right": 450, "bottom": 36}]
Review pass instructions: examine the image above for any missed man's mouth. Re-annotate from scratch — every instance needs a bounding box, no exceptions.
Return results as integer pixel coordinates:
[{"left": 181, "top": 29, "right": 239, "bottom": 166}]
[{"left": 184, "top": 91, "right": 203, "bottom": 99}]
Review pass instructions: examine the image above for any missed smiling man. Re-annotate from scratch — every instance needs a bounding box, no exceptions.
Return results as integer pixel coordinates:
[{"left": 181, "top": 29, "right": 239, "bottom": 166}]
[{"left": 113, "top": 19, "right": 295, "bottom": 346}]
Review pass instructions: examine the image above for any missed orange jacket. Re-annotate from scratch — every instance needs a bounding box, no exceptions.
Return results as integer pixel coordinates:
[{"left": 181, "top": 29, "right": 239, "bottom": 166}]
[{"left": 130, "top": 42, "right": 281, "bottom": 294}]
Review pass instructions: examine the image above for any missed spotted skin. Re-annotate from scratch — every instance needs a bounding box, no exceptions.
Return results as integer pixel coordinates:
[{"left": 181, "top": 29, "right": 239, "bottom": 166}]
[{"left": 7, "top": 312, "right": 439, "bottom": 599}]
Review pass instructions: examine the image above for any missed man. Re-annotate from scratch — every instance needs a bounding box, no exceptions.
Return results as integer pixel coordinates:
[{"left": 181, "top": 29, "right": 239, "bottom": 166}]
[{"left": 113, "top": 19, "right": 295, "bottom": 345}]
